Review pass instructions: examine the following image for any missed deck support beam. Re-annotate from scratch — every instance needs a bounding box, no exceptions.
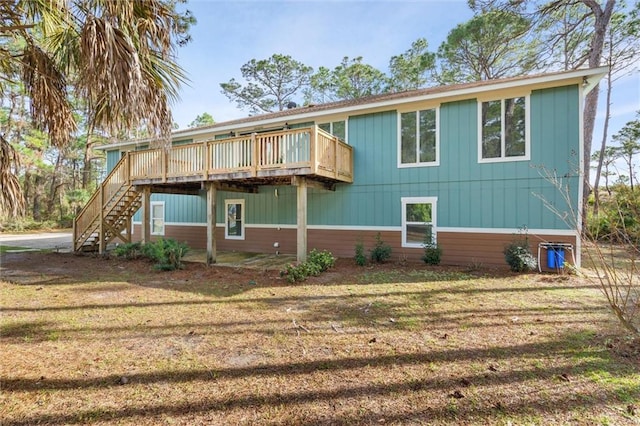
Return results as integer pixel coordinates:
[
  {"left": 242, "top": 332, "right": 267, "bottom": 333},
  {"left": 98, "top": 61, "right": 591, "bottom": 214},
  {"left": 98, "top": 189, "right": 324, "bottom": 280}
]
[
  {"left": 141, "top": 186, "right": 151, "bottom": 244},
  {"left": 294, "top": 176, "right": 308, "bottom": 263},
  {"left": 206, "top": 182, "right": 217, "bottom": 265}
]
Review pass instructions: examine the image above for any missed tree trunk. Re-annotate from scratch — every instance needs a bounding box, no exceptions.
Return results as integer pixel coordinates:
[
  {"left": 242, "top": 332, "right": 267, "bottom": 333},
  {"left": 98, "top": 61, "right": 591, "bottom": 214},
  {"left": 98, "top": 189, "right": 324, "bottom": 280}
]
[
  {"left": 580, "top": 0, "right": 616, "bottom": 231},
  {"left": 46, "top": 150, "right": 65, "bottom": 215},
  {"left": 32, "top": 174, "right": 44, "bottom": 221},
  {"left": 592, "top": 62, "right": 613, "bottom": 215},
  {"left": 82, "top": 123, "right": 96, "bottom": 189}
]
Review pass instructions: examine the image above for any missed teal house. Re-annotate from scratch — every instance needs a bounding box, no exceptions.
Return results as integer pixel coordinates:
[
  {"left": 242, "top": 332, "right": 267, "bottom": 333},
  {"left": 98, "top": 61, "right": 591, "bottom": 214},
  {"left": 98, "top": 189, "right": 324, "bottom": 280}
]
[{"left": 74, "top": 67, "right": 606, "bottom": 268}]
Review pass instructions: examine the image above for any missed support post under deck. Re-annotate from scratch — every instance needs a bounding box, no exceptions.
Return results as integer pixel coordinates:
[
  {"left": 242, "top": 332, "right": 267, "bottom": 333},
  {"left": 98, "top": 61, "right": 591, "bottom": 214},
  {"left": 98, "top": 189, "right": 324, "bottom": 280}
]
[
  {"left": 206, "top": 182, "right": 217, "bottom": 265},
  {"left": 141, "top": 187, "right": 151, "bottom": 244},
  {"left": 295, "top": 176, "right": 308, "bottom": 263}
]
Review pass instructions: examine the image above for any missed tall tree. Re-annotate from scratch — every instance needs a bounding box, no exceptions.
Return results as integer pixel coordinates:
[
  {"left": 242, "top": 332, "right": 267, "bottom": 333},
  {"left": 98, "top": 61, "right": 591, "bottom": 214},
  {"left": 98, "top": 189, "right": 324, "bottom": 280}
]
[
  {"left": 388, "top": 38, "right": 436, "bottom": 92},
  {"left": 612, "top": 112, "right": 640, "bottom": 191},
  {"left": 592, "top": 7, "right": 639, "bottom": 212},
  {"left": 220, "top": 54, "right": 313, "bottom": 114},
  {"left": 436, "top": 9, "right": 540, "bottom": 84},
  {"left": 188, "top": 112, "right": 215, "bottom": 128},
  {"left": 306, "top": 56, "right": 389, "bottom": 103},
  {"left": 0, "top": 0, "right": 192, "bottom": 217}
]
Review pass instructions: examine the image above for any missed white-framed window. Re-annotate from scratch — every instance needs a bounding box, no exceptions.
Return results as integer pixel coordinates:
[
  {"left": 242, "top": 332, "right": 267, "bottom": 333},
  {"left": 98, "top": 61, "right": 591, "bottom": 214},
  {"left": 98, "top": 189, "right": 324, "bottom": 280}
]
[
  {"left": 318, "top": 120, "right": 347, "bottom": 142},
  {"left": 225, "top": 199, "right": 245, "bottom": 240},
  {"left": 478, "top": 95, "right": 530, "bottom": 163},
  {"left": 401, "top": 197, "right": 437, "bottom": 248},
  {"left": 150, "top": 201, "right": 165, "bottom": 236},
  {"left": 398, "top": 108, "right": 439, "bottom": 168}
]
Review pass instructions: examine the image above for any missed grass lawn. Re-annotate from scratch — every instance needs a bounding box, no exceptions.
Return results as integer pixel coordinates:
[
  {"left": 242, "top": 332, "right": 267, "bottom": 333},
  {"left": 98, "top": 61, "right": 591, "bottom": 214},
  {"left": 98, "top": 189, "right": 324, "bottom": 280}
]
[{"left": 1, "top": 252, "right": 638, "bottom": 425}]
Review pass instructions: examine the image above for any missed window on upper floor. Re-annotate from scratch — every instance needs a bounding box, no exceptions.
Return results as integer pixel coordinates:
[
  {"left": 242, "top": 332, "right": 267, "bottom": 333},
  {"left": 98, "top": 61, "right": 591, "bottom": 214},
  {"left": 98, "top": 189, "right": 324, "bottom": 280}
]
[
  {"left": 478, "top": 96, "right": 529, "bottom": 162},
  {"left": 225, "top": 199, "right": 245, "bottom": 240},
  {"left": 398, "top": 108, "right": 439, "bottom": 167},
  {"left": 318, "top": 120, "right": 346, "bottom": 142},
  {"left": 151, "top": 201, "right": 165, "bottom": 236},
  {"left": 401, "top": 197, "right": 437, "bottom": 248}
]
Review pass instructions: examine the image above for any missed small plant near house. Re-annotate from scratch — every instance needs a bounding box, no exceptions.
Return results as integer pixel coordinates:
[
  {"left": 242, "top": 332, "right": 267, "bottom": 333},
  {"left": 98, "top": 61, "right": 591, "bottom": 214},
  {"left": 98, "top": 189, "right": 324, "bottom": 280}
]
[
  {"left": 354, "top": 240, "right": 367, "bottom": 266},
  {"left": 114, "top": 239, "right": 189, "bottom": 271},
  {"left": 370, "top": 233, "right": 392, "bottom": 263},
  {"left": 422, "top": 240, "right": 443, "bottom": 265},
  {"left": 142, "top": 238, "right": 190, "bottom": 271},
  {"left": 503, "top": 229, "right": 537, "bottom": 272},
  {"left": 280, "top": 249, "right": 336, "bottom": 283},
  {"left": 113, "top": 242, "right": 144, "bottom": 260}
]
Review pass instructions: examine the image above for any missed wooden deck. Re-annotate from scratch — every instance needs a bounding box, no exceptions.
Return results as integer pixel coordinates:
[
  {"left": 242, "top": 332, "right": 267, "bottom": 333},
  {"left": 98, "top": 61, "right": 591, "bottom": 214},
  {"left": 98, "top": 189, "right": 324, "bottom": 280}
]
[
  {"left": 73, "top": 126, "right": 354, "bottom": 254},
  {"left": 128, "top": 126, "right": 353, "bottom": 189}
]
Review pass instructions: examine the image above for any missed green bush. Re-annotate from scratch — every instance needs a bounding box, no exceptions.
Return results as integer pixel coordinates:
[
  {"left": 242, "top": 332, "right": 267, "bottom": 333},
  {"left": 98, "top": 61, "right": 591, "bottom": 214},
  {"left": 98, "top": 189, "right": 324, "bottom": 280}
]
[
  {"left": 370, "top": 233, "right": 392, "bottom": 263},
  {"left": 113, "top": 239, "right": 189, "bottom": 271},
  {"left": 588, "top": 185, "right": 640, "bottom": 247},
  {"left": 280, "top": 249, "right": 336, "bottom": 283},
  {"left": 504, "top": 241, "right": 537, "bottom": 272},
  {"left": 354, "top": 240, "right": 367, "bottom": 266},
  {"left": 112, "top": 242, "right": 144, "bottom": 259},
  {"left": 141, "top": 238, "right": 189, "bottom": 271},
  {"left": 422, "top": 243, "right": 443, "bottom": 265}
]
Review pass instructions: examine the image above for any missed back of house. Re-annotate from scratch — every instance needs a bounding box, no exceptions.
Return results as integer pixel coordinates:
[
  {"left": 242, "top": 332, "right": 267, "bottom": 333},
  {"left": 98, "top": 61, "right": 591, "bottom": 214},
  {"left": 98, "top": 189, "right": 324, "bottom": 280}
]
[{"left": 86, "top": 67, "right": 606, "bottom": 269}]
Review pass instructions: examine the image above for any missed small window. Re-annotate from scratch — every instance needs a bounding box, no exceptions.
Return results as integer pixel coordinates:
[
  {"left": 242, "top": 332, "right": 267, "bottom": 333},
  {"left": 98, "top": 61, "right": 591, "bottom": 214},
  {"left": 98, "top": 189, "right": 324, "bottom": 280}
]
[
  {"left": 150, "top": 201, "right": 165, "bottom": 236},
  {"left": 318, "top": 120, "right": 346, "bottom": 141},
  {"left": 401, "top": 197, "right": 437, "bottom": 248},
  {"left": 479, "top": 96, "right": 528, "bottom": 162},
  {"left": 225, "top": 199, "right": 245, "bottom": 240},
  {"left": 398, "top": 108, "right": 439, "bottom": 167}
]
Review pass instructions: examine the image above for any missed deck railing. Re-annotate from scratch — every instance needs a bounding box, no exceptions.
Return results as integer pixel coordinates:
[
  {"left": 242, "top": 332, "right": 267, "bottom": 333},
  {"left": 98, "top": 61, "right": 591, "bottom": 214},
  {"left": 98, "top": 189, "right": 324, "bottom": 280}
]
[
  {"left": 127, "top": 126, "right": 353, "bottom": 183},
  {"left": 73, "top": 154, "right": 131, "bottom": 250}
]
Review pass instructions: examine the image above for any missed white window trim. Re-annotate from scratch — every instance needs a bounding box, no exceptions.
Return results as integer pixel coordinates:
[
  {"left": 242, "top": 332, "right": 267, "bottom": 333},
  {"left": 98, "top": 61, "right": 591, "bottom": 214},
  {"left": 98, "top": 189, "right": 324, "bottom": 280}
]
[
  {"left": 397, "top": 107, "right": 440, "bottom": 168},
  {"left": 150, "top": 201, "right": 165, "bottom": 236},
  {"left": 401, "top": 196, "right": 437, "bottom": 248},
  {"left": 318, "top": 119, "right": 348, "bottom": 144},
  {"left": 477, "top": 95, "right": 531, "bottom": 164},
  {"left": 225, "top": 199, "right": 245, "bottom": 240}
]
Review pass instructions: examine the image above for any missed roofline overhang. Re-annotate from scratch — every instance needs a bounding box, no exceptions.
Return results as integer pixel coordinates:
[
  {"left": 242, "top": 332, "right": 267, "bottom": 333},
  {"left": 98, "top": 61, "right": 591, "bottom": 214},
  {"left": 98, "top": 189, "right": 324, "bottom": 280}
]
[{"left": 99, "top": 67, "right": 608, "bottom": 151}]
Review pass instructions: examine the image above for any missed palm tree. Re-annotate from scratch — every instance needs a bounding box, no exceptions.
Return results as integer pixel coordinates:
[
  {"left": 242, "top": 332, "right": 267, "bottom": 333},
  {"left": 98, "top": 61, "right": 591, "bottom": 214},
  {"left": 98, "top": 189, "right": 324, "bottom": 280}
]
[{"left": 0, "top": 0, "right": 192, "bottom": 217}]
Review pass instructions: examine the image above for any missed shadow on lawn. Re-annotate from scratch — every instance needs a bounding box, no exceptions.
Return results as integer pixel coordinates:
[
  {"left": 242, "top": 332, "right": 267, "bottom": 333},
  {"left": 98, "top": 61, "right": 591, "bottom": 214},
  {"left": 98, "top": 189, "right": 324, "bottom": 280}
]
[{"left": 2, "top": 331, "right": 637, "bottom": 425}]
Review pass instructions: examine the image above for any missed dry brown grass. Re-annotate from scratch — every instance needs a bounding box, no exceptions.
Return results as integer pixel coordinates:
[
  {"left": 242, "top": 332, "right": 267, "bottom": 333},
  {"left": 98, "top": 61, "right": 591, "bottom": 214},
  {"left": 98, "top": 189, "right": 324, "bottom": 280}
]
[{"left": 1, "top": 252, "right": 638, "bottom": 425}]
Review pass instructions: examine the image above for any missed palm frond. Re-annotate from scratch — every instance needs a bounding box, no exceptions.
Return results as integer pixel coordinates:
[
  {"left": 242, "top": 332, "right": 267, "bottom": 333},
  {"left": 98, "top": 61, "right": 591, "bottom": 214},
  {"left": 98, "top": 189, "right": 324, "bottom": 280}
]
[
  {"left": 0, "top": 135, "right": 25, "bottom": 217},
  {"left": 21, "top": 42, "right": 76, "bottom": 147}
]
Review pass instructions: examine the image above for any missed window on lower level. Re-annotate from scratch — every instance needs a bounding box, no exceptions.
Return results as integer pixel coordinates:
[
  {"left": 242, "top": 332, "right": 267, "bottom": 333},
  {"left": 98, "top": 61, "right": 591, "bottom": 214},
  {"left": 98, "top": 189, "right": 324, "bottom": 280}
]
[
  {"left": 318, "top": 120, "right": 346, "bottom": 141},
  {"left": 151, "top": 201, "right": 165, "bottom": 235},
  {"left": 225, "top": 199, "right": 245, "bottom": 240},
  {"left": 399, "top": 108, "right": 438, "bottom": 167},
  {"left": 479, "top": 96, "right": 529, "bottom": 162},
  {"left": 401, "top": 197, "right": 437, "bottom": 248}
]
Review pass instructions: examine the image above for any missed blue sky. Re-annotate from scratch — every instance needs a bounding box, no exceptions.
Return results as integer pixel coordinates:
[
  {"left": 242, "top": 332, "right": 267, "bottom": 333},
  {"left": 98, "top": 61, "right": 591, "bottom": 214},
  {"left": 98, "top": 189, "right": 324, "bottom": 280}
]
[{"left": 172, "top": 0, "right": 639, "bottom": 148}]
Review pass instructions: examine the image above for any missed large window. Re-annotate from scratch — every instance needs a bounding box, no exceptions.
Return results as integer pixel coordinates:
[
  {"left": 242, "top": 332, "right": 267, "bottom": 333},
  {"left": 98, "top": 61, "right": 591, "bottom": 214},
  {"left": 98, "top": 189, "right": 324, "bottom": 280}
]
[
  {"left": 401, "top": 197, "right": 437, "bottom": 248},
  {"left": 225, "top": 199, "right": 245, "bottom": 240},
  {"left": 318, "top": 120, "right": 346, "bottom": 141},
  {"left": 150, "top": 201, "right": 165, "bottom": 236},
  {"left": 398, "top": 108, "right": 438, "bottom": 167},
  {"left": 479, "top": 96, "right": 528, "bottom": 162}
]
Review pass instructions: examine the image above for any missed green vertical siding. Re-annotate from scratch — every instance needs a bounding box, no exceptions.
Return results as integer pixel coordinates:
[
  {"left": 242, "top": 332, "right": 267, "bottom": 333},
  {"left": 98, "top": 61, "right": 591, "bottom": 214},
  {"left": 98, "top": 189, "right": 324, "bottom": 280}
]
[
  {"left": 106, "top": 150, "right": 121, "bottom": 174},
  {"left": 128, "top": 84, "right": 581, "bottom": 232}
]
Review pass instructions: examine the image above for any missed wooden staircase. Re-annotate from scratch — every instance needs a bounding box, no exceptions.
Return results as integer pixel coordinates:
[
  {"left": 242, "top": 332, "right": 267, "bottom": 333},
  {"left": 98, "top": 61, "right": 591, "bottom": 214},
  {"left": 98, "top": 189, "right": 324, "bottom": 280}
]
[{"left": 73, "top": 155, "right": 141, "bottom": 252}]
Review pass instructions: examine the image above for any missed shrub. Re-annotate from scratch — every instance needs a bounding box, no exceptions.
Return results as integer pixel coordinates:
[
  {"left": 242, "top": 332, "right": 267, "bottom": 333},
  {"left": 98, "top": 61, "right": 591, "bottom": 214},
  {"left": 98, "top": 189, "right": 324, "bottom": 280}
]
[
  {"left": 422, "top": 243, "right": 443, "bottom": 265},
  {"left": 280, "top": 249, "right": 336, "bottom": 283},
  {"left": 354, "top": 240, "right": 367, "bottom": 266},
  {"left": 113, "top": 242, "right": 144, "bottom": 259},
  {"left": 122, "top": 238, "right": 190, "bottom": 271},
  {"left": 504, "top": 241, "right": 537, "bottom": 272},
  {"left": 307, "top": 249, "right": 336, "bottom": 271},
  {"left": 146, "top": 239, "right": 189, "bottom": 271},
  {"left": 370, "top": 233, "right": 392, "bottom": 263}
]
